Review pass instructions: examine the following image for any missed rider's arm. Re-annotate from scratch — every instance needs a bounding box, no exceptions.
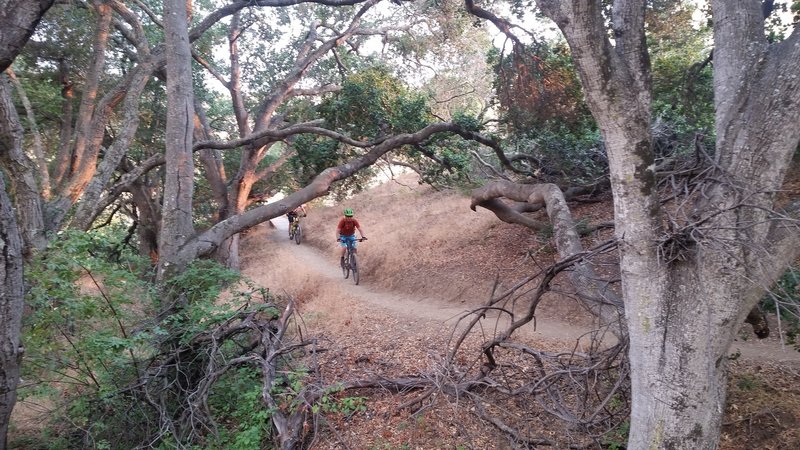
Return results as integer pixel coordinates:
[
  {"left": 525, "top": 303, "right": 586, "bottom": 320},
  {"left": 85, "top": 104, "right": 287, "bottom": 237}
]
[
  {"left": 356, "top": 223, "right": 365, "bottom": 239},
  {"left": 336, "top": 218, "right": 343, "bottom": 240}
]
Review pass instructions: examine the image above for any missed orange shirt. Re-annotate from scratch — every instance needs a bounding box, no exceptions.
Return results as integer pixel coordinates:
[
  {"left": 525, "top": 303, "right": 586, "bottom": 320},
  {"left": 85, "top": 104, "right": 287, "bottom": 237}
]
[{"left": 337, "top": 217, "right": 360, "bottom": 236}]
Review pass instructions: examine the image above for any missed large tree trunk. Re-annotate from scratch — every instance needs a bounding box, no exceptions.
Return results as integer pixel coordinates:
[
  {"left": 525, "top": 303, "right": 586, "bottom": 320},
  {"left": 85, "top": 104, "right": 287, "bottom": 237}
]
[
  {"left": 0, "top": 75, "right": 46, "bottom": 254},
  {"left": 61, "top": 1, "right": 112, "bottom": 192},
  {"left": 0, "top": 3, "right": 54, "bottom": 447},
  {"left": 157, "top": 0, "right": 196, "bottom": 282},
  {"left": 51, "top": 58, "right": 75, "bottom": 190},
  {"left": 533, "top": 0, "right": 800, "bottom": 448},
  {"left": 70, "top": 60, "right": 155, "bottom": 230},
  {"left": 0, "top": 90, "right": 27, "bottom": 450},
  {"left": 0, "top": 172, "right": 24, "bottom": 450}
]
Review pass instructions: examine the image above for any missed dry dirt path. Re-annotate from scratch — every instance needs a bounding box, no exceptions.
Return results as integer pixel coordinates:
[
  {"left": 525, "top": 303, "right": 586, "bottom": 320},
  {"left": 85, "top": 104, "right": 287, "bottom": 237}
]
[
  {"left": 243, "top": 218, "right": 800, "bottom": 365},
  {"left": 246, "top": 217, "right": 604, "bottom": 348}
]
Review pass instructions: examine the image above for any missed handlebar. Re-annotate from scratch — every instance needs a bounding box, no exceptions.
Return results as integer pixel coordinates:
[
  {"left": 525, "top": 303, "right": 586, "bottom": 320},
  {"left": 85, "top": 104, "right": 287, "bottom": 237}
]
[{"left": 336, "top": 237, "right": 368, "bottom": 242}]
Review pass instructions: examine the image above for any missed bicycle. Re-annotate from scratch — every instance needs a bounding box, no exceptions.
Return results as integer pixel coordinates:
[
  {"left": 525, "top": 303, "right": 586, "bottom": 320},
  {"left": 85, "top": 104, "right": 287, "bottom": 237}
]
[
  {"left": 338, "top": 237, "right": 367, "bottom": 285},
  {"left": 288, "top": 215, "right": 304, "bottom": 245}
]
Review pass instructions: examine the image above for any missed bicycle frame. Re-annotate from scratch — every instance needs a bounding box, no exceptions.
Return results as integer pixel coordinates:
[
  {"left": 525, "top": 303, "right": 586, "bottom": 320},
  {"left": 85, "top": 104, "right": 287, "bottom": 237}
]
[
  {"left": 289, "top": 215, "right": 300, "bottom": 232},
  {"left": 339, "top": 237, "right": 366, "bottom": 285}
]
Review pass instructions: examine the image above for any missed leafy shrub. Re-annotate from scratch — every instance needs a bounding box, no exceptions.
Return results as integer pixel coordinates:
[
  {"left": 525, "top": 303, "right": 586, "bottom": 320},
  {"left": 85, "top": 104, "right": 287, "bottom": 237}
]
[
  {"left": 17, "top": 229, "right": 287, "bottom": 448},
  {"left": 760, "top": 266, "right": 800, "bottom": 350},
  {"left": 206, "top": 367, "right": 272, "bottom": 450}
]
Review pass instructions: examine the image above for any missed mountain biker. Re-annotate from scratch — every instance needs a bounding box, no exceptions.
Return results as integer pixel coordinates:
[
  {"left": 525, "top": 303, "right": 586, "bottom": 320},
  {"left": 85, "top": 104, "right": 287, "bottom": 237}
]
[
  {"left": 287, "top": 204, "right": 307, "bottom": 238},
  {"left": 336, "top": 208, "right": 366, "bottom": 265}
]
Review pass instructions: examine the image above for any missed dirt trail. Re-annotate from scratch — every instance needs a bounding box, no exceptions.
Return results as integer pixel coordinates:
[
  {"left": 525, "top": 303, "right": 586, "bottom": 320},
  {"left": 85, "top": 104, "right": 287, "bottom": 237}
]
[
  {"left": 243, "top": 217, "right": 800, "bottom": 364},
  {"left": 244, "top": 217, "right": 605, "bottom": 349}
]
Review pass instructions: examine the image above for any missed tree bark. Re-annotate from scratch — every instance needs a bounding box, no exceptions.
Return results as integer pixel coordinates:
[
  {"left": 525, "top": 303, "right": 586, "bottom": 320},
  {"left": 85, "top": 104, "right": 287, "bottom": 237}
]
[
  {"left": 0, "top": 3, "right": 53, "bottom": 446},
  {"left": 0, "top": 0, "right": 55, "bottom": 72},
  {"left": 5, "top": 68, "right": 50, "bottom": 200},
  {"left": 0, "top": 75, "right": 46, "bottom": 254},
  {"left": 0, "top": 172, "right": 24, "bottom": 450},
  {"left": 470, "top": 181, "right": 624, "bottom": 332},
  {"left": 70, "top": 60, "right": 156, "bottom": 230},
  {"left": 157, "top": 0, "right": 196, "bottom": 282},
  {"left": 51, "top": 58, "right": 74, "bottom": 191},
  {"left": 61, "top": 1, "right": 113, "bottom": 195},
  {"left": 0, "top": 89, "right": 27, "bottom": 450}
]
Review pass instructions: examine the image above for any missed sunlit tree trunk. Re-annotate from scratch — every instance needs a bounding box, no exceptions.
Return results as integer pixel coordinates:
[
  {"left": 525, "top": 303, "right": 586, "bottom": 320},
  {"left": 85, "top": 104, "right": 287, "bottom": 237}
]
[
  {"left": 60, "top": 1, "right": 112, "bottom": 196},
  {"left": 70, "top": 61, "right": 155, "bottom": 230},
  {"left": 51, "top": 58, "right": 74, "bottom": 190}
]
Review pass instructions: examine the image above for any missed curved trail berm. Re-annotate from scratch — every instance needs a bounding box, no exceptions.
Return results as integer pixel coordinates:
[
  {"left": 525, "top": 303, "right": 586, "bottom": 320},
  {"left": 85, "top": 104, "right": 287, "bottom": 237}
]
[{"left": 242, "top": 218, "right": 800, "bottom": 364}]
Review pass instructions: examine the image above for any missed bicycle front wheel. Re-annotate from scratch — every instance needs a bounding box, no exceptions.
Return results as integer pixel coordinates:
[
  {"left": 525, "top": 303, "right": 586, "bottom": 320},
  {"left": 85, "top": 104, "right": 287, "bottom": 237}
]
[
  {"left": 342, "top": 251, "right": 350, "bottom": 279},
  {"left": 351, "top": 253, "right": 359, "bottom": 285},
  {"left": 294, "top": 225, "right": 302, "bottom": 245}
]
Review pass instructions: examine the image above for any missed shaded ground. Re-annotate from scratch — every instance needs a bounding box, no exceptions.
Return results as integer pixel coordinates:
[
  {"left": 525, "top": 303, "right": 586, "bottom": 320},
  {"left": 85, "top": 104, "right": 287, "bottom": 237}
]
[{"left": 239, "top": 176, "right": 800, "bottom": 449}]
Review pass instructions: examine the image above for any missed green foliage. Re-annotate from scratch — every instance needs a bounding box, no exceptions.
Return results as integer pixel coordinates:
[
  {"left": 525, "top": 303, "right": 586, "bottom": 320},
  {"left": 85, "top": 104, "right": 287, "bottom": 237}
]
[
  {"left": 281, "top": 65, "right": 484, "bottom": 196},
  {"left": 760, "top": 266, "right": 800, "bottom": 350},
  {"left": 647, "top": 1, "right": 715, "bottom": 159},
  {"left": 21, "top": 228, "right": 157, "bottom": 447},
  {"left": 602, "top": 420, "right": 630, "bottom": 450},
  {"left": 206, "top": 367, "right": 272, "bottom": 450},
  {"left": 486, "top": 3, "right": 715, "bottom": 185},
  {"left": 764, "top": 1, "right": 800, "bottom": 41},
  {"left": 311, "top": 384, "right": 367, "bottom": 416},
  {"left": 735, "top": 374, "right": 760, "bottom": 391},
  {"left": 503, "top": 119, "right": 606, "bottom": 184},
  {"left": 487, "top": 40, "right": 607, "bottom": 183},
  {"left": 318, "top": 66, "right": 432, "bottom": 139},
  {"left": 452, "top": 111, "right": 482, "bottom": 133},
  {"left": 164, "top": 259, "right": 241, "bottom": 304},
  {"left": 18, "top": 228, "right": 286, "bottom": 448}
]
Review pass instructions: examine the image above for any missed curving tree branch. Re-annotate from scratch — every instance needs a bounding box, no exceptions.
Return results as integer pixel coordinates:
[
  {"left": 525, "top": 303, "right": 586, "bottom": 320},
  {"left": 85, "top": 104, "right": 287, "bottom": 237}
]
[{"left": 471, "top": 180, "right": 624, "bottom": 333}]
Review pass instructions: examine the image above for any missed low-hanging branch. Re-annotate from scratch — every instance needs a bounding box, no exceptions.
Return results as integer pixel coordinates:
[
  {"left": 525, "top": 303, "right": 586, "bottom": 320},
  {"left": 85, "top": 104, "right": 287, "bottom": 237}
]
[
  {"left": 182, "top": 121, "right": 493, "bottom": 262},
  {"left": 192, "top": 121, "right": 371, "bottom": 151},
  {"left": 471, "top": 180, "right": 625, "bottom": 332}
]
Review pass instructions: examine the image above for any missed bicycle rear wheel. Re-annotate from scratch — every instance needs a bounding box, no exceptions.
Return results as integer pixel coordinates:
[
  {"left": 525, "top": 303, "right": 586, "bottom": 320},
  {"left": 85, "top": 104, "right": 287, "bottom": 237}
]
[
  {"left": 294, "top": 224, "right": 302, "bottom": 245},
  {"left": 351, "top": 253, "right": 359, "bottom": 285}
]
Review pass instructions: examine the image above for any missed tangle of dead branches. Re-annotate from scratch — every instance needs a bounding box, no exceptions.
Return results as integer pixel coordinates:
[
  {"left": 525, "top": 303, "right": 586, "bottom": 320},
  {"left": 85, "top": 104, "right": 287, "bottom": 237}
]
[{"left": 435, "top": 240, "right": 630, "bottom": 447}]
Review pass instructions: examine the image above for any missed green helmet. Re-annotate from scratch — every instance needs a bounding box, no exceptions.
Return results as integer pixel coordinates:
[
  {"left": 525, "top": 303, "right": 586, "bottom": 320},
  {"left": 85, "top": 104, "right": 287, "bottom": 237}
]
[{"left": 343, "top": 208, "right": 354, "bottom": 217}]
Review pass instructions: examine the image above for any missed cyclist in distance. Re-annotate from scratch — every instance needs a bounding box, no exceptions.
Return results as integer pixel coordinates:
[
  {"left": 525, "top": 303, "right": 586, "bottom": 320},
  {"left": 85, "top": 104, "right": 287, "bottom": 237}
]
[
  {"left": 336, "top": 208, "right": 366, "bottom": 265},
  {"left": 287, "top": 203, "right": 307, "bottom": 239}
]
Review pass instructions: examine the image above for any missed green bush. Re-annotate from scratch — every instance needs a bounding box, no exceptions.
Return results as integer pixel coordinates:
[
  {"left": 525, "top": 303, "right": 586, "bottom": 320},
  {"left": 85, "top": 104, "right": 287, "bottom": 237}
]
[
  {"left": 17, "top": 228, "right": 286, "bottom": 448},
  {"left": 760, "top": 266, "right": 800, "bottom": 350}
]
